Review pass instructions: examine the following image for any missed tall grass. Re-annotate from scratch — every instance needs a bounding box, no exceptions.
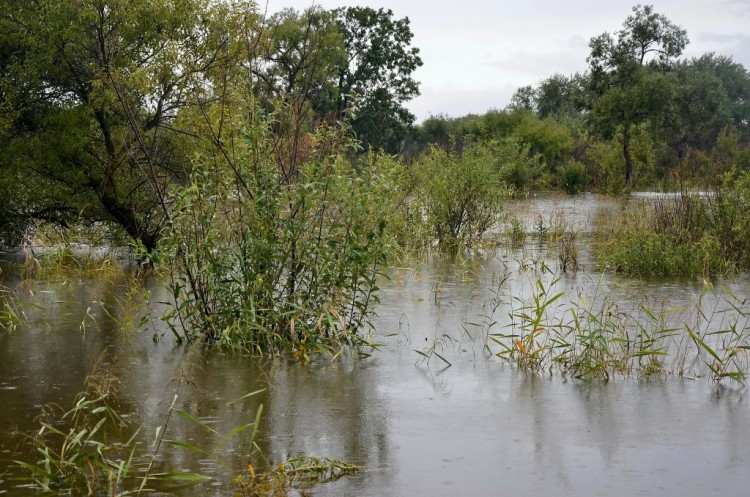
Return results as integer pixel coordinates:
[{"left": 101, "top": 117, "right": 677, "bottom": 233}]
[
  {"left": 14, "top": 355, "right": 139, "bottom": 495},
  {"left": 484, "top": 272, "right": 750, "bottom": 384},
  {"left": 598, "top": 170, "right": 750, "bottom": 276},
  {"left": 15, "top": 352, "right": 359, "bottom": 496},
  {"left": 18, "top": 225, "right": 125, "bottom": 282},
  {"left": 0, "top": 284, "right": 26, "bottom": 332}
]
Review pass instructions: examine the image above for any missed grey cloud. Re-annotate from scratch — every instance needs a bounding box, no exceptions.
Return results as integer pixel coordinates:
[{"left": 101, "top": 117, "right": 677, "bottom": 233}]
[{"left": 691, "top": 31, "right": 750, "bottom": 67}]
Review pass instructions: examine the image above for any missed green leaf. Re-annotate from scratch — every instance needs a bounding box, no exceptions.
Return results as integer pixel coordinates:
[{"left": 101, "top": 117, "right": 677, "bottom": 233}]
[{"left": 164, "top": 440, "right": 213, "bottom": 457}]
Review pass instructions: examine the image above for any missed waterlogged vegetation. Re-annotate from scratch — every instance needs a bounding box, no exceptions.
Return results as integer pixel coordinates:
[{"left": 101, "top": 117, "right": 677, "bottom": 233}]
[
  {"left": 482, "top": 272, "right": 750, "bottom": 383},
  {"left": 159, "top": 113, "right": 398, "bottom": 354},
  {"left": 12, "top": 353, "right": 358, "bottom": 496},
  {"left": 2, "top": 1, "right": 750, "bottom": 495},
  {"left": 597, "top": 171, "right": 750, "bottom": 276}
]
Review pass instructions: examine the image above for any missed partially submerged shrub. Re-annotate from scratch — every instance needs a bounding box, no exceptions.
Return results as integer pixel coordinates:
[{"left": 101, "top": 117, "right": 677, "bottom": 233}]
[
  {"left": 411, "top": 141, "right": 511, "bottom": 252},
  {"left": 237, "top": 455, "right": 360, "bottom": 497},
  {"left": 159, "top": 108, "right": 397, "bottom": 355},
  {"left": 558, "top": 160, "right": 587, "bottom": 194},
  {"left": 598, "top": 170, "right": 750, "bottom": 276}
]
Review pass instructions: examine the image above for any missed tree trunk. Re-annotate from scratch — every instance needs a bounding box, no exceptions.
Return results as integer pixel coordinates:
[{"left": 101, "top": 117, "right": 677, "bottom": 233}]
[{"left": 623, "top": 125, "right": 634, "bottom": 188}]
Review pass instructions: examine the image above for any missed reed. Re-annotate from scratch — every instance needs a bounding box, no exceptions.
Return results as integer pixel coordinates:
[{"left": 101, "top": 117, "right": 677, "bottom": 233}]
[
  {"left": 13, "top": 355, "right": 137, "bottom": 495},
  {"left": 0, "top": 284, "right": 26, "bottom": 332},
  {"left": 484, "top": 272, "right": 749, "bottom": 383},
  {"left": 15, "top": 352, "right": 359, "bottom": 496}
]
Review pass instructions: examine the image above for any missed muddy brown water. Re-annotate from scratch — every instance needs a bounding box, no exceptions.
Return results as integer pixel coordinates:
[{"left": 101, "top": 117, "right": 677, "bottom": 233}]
[{"left": 2, "top": 193, "right": 750, "bottom": 497}]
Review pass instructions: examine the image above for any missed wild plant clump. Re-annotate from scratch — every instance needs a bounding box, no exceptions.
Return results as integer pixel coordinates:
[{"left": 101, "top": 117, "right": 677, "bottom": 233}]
[
  {"left": 597, "top": 170, "right": 750, "bottom": 276},
  {"left": 410, "top": 140, "right": 513, "bottom": 252},
  {"left": 158, "top": 105, "right": 399, "bottom": 356},
  {"left": 486, "top": 273, "right": 750, "bottom": 384},
  {"left": 14, "top": 357, "right": 135, "bottom": 495}
]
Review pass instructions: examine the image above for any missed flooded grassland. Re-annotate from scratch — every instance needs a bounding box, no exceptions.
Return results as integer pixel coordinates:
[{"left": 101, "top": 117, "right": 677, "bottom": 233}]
[{"left": 1, "top": 193, "right": 750, "bottom": 497}]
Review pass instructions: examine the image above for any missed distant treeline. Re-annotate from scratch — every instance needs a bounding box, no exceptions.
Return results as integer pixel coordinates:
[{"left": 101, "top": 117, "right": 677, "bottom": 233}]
[{"left": 404, "top": 6, "right": 750, "bottom": 192}]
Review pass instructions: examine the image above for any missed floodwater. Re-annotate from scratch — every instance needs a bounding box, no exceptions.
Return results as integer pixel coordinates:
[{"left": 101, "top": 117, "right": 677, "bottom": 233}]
[{"left": 2, "top": 193, "right": 750, "bottom": 497}]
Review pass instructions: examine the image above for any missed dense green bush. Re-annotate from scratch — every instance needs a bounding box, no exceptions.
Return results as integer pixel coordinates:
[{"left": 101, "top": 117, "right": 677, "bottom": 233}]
[
  {"left": 598, "top": 170, "right": 750, "bottom": 276},
  {"left": 558, "top": 160, "right": 587, "bottom": 194},
  {"left": 410, "top": 141, "right": 511, "bottom": 252},
  {"left": 158, "top": 108, "right": 399, "bottom": 356}
]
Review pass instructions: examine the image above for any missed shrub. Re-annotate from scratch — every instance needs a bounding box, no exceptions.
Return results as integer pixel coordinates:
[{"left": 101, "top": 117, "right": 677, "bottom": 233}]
[
  {"left": 558, "top": 160, "right": 587, "bottom": 194},
  {"left": 411, "top": 141, "right": 511, "bottom": 252},
  {"left": 158, "top": 108, "right": 398, "bottom": 356},
  {"left": 597, "top": 169, "right": 750, "bottom": 276}
]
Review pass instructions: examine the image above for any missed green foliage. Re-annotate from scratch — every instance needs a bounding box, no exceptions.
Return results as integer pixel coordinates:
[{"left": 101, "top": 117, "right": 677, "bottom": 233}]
[
  {"left": 669, "top": 60, "right": 731, "bottom": 155},
  {"left": 411, "top": 141, "right": 511, "bottom": 252},
  {"left": 598, "top": 170, "right": 750, "bottom": 276},
  {"left": 237, "top": 455, "right": 360, "bottom": 496},
  {"left": 684, "top": 284, "right": 750, "bottom": 384},
  {"left": 686, "top": 53, "right": 750, "bottom": 139},
  {"left": 0, "top": 0, "right": 254, "bottom": 251},
  {"left": 485, "top": 272, "right": 750, "bottom": 383},
  {"left": 535, "top": 73, "right": 589, "bottom": 118},
  {"left": 0, "top": 283, "right": 26, "bottom": 332},
  {"left": 587, "top": 4, "right": 688, "bottom": 186},
  {"left": 489, "top": 275, "right": 674, "bottom": 380},
  {"left": 158, "top": 107, "right": 396, "bottom": 354},
  {"left": 255, "top": 6, "right": 344, "bottom": 105},
  {"left": 259, "top": 6, "right": 423, "bottom": 154},
  {"left": 558, "top": 160, "right": 587, "bottom": 194},
  {"left": 584, "top": 137, "right": 625, "bottom": 192},
  {"left": 509, "top": 112, "right": 574, "bottom": 170},
  {"left": 333, "top": 7, "right": 423, "bottom": 153},
  {"left": 14, "top": 357, "right": 136, "bottom": 495},
  {"left": 495, "top": 138, "right": 544, "bottom": 190},
  {"left": 16, "top": 354, "right": 356, "bottom": 495}
]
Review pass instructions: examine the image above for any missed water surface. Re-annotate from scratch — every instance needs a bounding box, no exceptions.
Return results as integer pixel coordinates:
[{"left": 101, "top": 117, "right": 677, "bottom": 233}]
[{"left": 1, "top": 194, "right": 749, "bottom": 497}]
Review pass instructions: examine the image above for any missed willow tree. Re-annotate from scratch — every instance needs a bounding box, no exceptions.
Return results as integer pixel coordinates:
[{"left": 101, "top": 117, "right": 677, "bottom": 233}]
[
  {"left": 0, "top": 0, "right": 254, "bottom": 251},
  {"left": 587, "top": 4, "right": 688, "bottom": 187}
]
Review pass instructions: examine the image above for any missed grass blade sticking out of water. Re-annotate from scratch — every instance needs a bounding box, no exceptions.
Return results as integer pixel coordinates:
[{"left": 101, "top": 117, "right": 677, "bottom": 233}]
[
  {"left": 433, "top": 351, "right": 452, "bottom": 367},
  {"left": 0, "top": 285, "right": 28, "bottom": 332},
  {"left": 173, "top": 408, "right": 219, "bottom": 435}
]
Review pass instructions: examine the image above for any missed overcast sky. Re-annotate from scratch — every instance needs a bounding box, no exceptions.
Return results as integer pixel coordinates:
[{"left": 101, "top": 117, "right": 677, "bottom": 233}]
[{"left": 261, "top": 0, "right": 750, "bottom": 122}]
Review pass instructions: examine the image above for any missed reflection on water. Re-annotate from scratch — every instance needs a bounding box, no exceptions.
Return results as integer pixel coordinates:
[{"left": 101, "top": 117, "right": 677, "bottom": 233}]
[{"left": 1, "top": 194, "right": 750, "bottom": 496}]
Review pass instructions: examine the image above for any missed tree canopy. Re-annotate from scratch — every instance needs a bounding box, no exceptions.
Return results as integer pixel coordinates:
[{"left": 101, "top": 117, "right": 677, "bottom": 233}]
[
  {"left": 0, "top": 0, "right": 423, "bottom": 249},
  {"left": 258, "top": 6, "right": 423, "bottom": 153},
  {"left": 587, "top": 4, "right": 688, "bottom": 186},
  {"left": 411, "top": 4, "right": 750, "bottom": 191},
  {"left": 0, "top": 0, "right": 254, "bottom": 249}
]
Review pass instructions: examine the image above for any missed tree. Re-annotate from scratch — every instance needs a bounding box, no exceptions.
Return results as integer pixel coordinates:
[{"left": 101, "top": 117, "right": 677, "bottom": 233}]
[
  {"left": 668, "top": 62, "right": 730, "bottom": 157},
  {"left": 687, "top": 53, "right": 750, "bottom": 143},
  {"left": 330, "top": 7, "right": 422, "bottom": 153},
  {"left": 255, "top": 7, "right": 422, "bottom": 154},
  {"left": 254, "top": 7, "right": 344, "bottom": 109},
  {"left": 587, "top": 4, "right": 688, "bottom": 186},
  {"left": 0, "top": 0, "right": 252, "bottom": 251},
  {"left": 535, "top": 73, "right": 588, "bottom": 119},
  {"left": 508, "top": 85, "right": 536, "bottom": 111}
]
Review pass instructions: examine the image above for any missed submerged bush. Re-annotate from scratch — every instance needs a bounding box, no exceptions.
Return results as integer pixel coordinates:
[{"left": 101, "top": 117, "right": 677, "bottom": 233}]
[
  {"left": 558, "top": 160, "right": 587, "bottom": 194},
  {"left": 411, "top": 141, "right": 511, "bottom": 252},
  {"left": 158, "top": 107, "right": 399, "bottom": 355},
  {"left": 598, "top": 170, "right": 750, "bottom": 276}
]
